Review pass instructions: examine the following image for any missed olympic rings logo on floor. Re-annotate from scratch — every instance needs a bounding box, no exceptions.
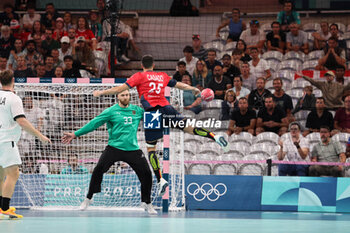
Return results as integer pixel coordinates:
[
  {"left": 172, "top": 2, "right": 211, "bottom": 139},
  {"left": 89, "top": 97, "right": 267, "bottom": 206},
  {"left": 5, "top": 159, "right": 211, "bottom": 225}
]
[{"left": 187, "top": 183, "right": 227, "bottom": 202}]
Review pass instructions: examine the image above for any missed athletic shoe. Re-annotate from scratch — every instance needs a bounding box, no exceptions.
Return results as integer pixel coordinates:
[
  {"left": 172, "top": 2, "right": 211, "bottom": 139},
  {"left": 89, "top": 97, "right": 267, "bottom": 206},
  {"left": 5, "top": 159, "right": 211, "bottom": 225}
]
[
  {"left": 158, "top": 178, "right": 169, "bottom": 197},
  {"left": 1, "top": 207, "right": 23, "bottom": 219},
  {"left": 214, "top": 135, "right": 229, "bottom": 152},
  {"left": 79, "top": 198, "right": 92, "bottom": 211},
  {"left": 141, "top": 202, "right": 157, "bottom": 215},
  {"left": 120, "top": 55, "right": 130, "bottom": 63}
]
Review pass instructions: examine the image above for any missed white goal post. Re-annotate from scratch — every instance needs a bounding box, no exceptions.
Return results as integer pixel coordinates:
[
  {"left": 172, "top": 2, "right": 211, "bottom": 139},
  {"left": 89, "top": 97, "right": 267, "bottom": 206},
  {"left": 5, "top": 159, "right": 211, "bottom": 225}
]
[{"left": 11, "top": 77, "right": 185, "bottom": 211}]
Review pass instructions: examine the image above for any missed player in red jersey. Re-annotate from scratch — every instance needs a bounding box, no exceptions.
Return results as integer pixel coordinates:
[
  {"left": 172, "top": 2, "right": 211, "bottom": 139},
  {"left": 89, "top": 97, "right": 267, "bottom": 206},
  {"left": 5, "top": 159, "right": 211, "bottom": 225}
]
[{"left": 93, "top": 55, "right": 228, "bottom": 196}]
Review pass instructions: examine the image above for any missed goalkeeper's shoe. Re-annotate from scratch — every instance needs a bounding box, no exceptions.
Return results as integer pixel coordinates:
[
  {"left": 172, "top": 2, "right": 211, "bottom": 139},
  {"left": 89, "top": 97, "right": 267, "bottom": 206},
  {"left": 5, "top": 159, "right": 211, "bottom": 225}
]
[
  {"left": 80, "top": 198, "right": 92, "bottom": 211},
  {"left": 158, "top": 178, "right": 169, "bottom": 197},
  {"left": 214, "top": 135, "right": 229, "bottom": 152},
  {"left": 141, "top": 203, "right": 157, "bottom": 215},
  {"left": 1, "top": 207, "right": 23, "bottom": 219}
]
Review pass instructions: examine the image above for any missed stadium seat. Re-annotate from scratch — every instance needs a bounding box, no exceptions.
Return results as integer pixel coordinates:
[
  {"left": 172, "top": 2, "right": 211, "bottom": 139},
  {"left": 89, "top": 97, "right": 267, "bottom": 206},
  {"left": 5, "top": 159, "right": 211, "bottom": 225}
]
[
  {"left": 283, "top": 51, "right": 306, "bottom": 62},
  {"left": 266, "top": 60, "right": 280, "bottom": 73},
  {"left": 248, "top": 143, "right": 276, "bottom": 158},
  {"left": 265, "top": 80, "right": 274, "bottom": 92},
  {"left": 228, "top": 132, "right": 253, "bottom": 146},
  {"left": 280, "top": 132, "right": 290, "bottom": 141},
  {"left": 291, "top": 78, "right": 309, "bottom": 90},
  {"left": 261, "top": 23, "right": 272, "bottom": 33},
  {"left": 287, "top": 89, "right": 304, "bottom": 99},
  {"left": 313, "top": 89, "right": 322, "bottom": 97},
  {"left": 347, "top": 24, "right": 350, "bottom": 32},
  {"left": 218, "top": 30, "right": 230, "bottom": 41},
  {"left": 197, "top": 109, "right": 221, "bottom": 120},
  {"left": 202, "top": 99, "right": 223, "bottom": 109},
  {"left": 262, "top": 51, "right": 283, "bottom": 62},
  {"left": 308, "top": 50, "right": 325, "bottom": 61},
  {"left": 188, "top": 164, "right": 212, "bottom": 175},
  {"left": 199, "top": 142, "right": 221, "bottom": 156},
  {"left": 212, "top": 163, "right": 237, "bottom": 175},
  {"left": 238, "top": 154, "right": 266, "bottom": 175},
  {"left": 306, "top": 132, "right": 321, "bottom": 144},
  {"left": 203, "top": 41, "right": 224, "bottom": 52},
  {"left": 226, "top": 143, "right": 247, "bottom": 157},
  {"left": 219, "top": 120, "right": 230, "bottom": 129},
  {"left": 332, "top": 133, "right": 350, "bottom": 150},
  {"left": 307, "top": 32, "right": 314, "bottom": 51},
  {"left": 302, "top": 23, "right": 320, "bottom": 32},
  {"left": 294, "top": 110, "right": 310, "bottom": 121},
  {"left": 223, "top": 42, "right": 237, "bottom": 52},
  {"left": 255, "top": 132, "right": 279, "bottom": 145},
  {"left": 275, "top": 70, "right": 295, "bottom": 83},
  {"left": 302, "top": 60, "right": 318, "bottom": 70},
  {"left": 277, "top": 60, "right": 302, "bottom": 71}
]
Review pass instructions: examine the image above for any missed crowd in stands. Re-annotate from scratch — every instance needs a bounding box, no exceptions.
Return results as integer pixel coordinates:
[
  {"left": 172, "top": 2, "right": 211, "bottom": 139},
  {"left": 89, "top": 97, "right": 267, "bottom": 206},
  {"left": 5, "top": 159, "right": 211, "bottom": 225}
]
[{"left": 0, "top": 0, "right": 136, "bottom": 78}]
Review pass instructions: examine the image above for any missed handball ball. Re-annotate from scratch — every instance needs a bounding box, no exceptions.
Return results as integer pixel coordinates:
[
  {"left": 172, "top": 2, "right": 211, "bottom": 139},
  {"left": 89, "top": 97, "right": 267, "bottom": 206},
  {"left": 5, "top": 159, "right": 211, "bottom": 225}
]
[{"left": 201, "top": 88, "right": 215, "bottom": 102}]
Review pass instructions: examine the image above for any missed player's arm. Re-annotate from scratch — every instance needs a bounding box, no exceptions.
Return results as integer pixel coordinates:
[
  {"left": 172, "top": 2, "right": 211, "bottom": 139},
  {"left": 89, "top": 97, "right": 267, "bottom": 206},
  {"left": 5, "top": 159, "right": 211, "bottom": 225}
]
[
  {"left": 175, "top": 82, "right": 201, "bottom": 96},
  {"left": 62, "top": 108, "right": 111, "bottom": 144},
  {"left": 16, "top": 117, "right": 51, "bottom": 143},
  {"left": 93, "top": 83, "right": 130, "bottom": 97}
]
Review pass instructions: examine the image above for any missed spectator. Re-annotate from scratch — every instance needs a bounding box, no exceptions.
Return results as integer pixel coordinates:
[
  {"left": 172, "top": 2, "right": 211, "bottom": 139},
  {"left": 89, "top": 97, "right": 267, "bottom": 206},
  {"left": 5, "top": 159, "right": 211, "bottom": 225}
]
[
  {"left": 63, "top": 55, "right": 81, "bottom": 78},
  {"left": 169, "top": 0, "right": 199, "bottom": 17},
  {"left": 312, "top": 22, "right": 331, "bottom": 50},
  {"left": 333, "top": 93, "right": 350, "bottom": 134},
  {"left": 205, "top": 49, "right": 221, "bottom": 73},
  {"left": 286, "top": 22, "right": 308, "bottom": 54},
  {"left": 227, "top": 97, "right": 256, "bottom": 135},
  {"left": 277, "top": 0, "right": 300, "bottom": 32},
  {"left": 58, "top": 36, "right": 72, "bottom": 62},
  {"left": 248, "top": 47, "right": 271, "bottom": 80},
  {"left": 304, "top": 97, "right": 334, "bottom": 136},
  {"left": 309, "top": 125, "right": 346, "bottom": 177},
  {"left": 173, "top": 61, "right": 190, "bottom": 82},
  {"left": 21, "top": 157, "right": 49, "bottom": 174},
  {"left": 63, "top": 12, "right": 76, "bottom": 31},
  {"left": 301, "top": 71, "right": 350, "bottom": 109},
  {"left": 236, "top": 39, "right": 251, "bottom": 62},
  {"left": 248, "top": 77, "right": 272, "bottom": 111},
  {"left": 22, "top": 5, "right": 41, "bottom": 31},
  {"left": 335, "top": 65, "right": 345, "bottom": 85},
  {"left": 0, "top": 25, "right": 16, "bottom": 58},
  {"left": 216, "top": 8, "right": 246, "bottom": 42},
  {"left": 292, "top": 85, "right": 316, "bottom": 114},
  {"left": 0, "top": 56, "right": 7, "bottom": 72},
  {"left": 76, "top": 16, "right": 97, "bottom": 50},
  {"left": 0, "top": 4, "right": 19, "bottom": 26},
  {"left": 266, "top": 21, "right": 286, "bottom": 53},
  {"left": 61, "top": 154, "right": 89, "bottom": 174},
  {"left": 44, "top": 55, "right": 55, "bottom": 77},
  {"left": 14, "top": 55, "right": 34, "bottom": 77},
  {"left": 179, "top": 45, "right": 199, "bottom": 76},
  {"left": 51, "top": 49, "right": 63, "bottom": 68},
  {"left": 231, "top": 76, "right": 250, "bottom": 100},
  {"left": 241, "top": 62, "right": 256, "bottom": 90},
  {"left": 7, "top": 39, "right": 24, "bottom": 70},
  {"left": 40, "top": 3, "right": 61, "bottom": 29},
  {"left": 53, "top": 17, "right": 68, "bottom": 42},
  {"left": 182, "top": 74, "right": 201, "bottom": 114},
  {"left": 207, "top": 65, "right": 232, "bottom": 100},
  {"left": 67, "top": 28, "right": 77, "bottom": 45},
  {"left": 35, "top": 63, "right": 46, "bottom": 77},
  {"left": 96, "top": 0, "right": 107, "bottom": 23},
  {"left": 10, "top": 19, "right": 23, "bottom": 41},
  {"left": 278, "top": 122, "right": 309, "bottom": 176},
  {"left": 192, "top": 60, "right": 212, "bottom": 90},
  {"left": 273, "top": 78, "right": 294, "bottom": 123},
  {"left": 192, "top": 34, "right": 207, "bottom": 60},
  {"left": 41, "top": 28, "right": 61, "bottom": 56},
  {"left": 54, "top": 66, "right": 64, "bottom": 78},
  {"left": 316, "top": 37, "right": 346, "bottom": 71},
  {"left": 23, "top": 39, "right": 43, "bottom": 71},
  {"left": 239, "top": 20, "right": 265, "bottom": 51},
  {"left": 72, "top": 36, "right": 97, "bottom": 75},
  {"left": 231, "top": 49, "right": 243, "bottom": 69},
  {"left": 256, "top": 95, "right": 288, "bottom": 136},
  {"left": 88, "top": 10, "right": 102, "bottom": 42},
  {"left": 220, "top": 90, "right": 238, "bottom": 120},
  {"left": 329, "top": 23, "right": 347, "bottom": 51},
  {"left": 27, "top": 20, "right": 45, "bottom": 41},
  {"left": 33, "top": 33, "right": 45, "bottom": 55},
  {"left": 222, "top": 53, "right": 240, "bottom": 83}
]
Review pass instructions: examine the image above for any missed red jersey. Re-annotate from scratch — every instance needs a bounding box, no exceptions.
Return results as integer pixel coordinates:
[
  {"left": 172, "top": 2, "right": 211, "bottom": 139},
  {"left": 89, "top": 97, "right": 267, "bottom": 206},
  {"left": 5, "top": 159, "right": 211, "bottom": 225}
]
[
  {"left": 75, "top": 29, "right": 96, "bottom": 40},
  {"left": 126, "top": 71, "right": 177, "bottom": 109}
]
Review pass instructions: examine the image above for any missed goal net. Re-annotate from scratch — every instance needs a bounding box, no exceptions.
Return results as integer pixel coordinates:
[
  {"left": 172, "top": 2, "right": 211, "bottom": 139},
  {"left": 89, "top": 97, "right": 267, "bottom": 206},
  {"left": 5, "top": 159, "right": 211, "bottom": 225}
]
[{"left": 11, "top": 78, "right": 185, "bottom": 211}]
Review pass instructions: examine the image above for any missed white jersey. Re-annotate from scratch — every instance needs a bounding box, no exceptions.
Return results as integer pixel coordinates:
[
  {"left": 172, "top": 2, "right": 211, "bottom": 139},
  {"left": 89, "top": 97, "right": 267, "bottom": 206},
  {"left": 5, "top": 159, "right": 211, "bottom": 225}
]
[{"left": 0, "top": 90, "right": 25, "bottom": 143}]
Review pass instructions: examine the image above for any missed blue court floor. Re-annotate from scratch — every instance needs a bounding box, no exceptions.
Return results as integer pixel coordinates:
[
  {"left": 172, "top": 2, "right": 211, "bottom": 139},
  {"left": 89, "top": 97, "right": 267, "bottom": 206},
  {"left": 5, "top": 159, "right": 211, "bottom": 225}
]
[{"left": 2, "top": 210, "right": 350, "bottom": 233}]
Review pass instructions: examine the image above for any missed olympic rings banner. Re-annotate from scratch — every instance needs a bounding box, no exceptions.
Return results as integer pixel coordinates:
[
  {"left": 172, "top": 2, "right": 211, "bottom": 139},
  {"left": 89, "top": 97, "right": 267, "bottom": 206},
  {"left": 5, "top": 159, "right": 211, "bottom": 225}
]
[{"left": 185, "top": 175, "right": 262, "bottom": 210}]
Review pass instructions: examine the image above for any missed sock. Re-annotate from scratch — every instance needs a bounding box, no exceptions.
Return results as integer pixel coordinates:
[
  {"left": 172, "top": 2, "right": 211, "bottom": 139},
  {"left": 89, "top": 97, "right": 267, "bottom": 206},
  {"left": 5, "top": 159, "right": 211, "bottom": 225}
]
[
  {"left": 148, "top": 151, "right": 161, "bottom": 182},
  {"left": 2, "top": 197, "right": 10, "bottom": 211},
  {"left": 0, "top": 196, "right": 2, "bottom": 209},
  {"left": 193, "top": 127, "right": 215, "bottom": 141}
]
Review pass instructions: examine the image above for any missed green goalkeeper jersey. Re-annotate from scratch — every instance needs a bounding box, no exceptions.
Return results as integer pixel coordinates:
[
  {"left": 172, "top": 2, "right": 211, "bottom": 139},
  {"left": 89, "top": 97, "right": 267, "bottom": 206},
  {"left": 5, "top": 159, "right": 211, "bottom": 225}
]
[{"left": 74, "top": 104, "right": 144, "bottom": 151}]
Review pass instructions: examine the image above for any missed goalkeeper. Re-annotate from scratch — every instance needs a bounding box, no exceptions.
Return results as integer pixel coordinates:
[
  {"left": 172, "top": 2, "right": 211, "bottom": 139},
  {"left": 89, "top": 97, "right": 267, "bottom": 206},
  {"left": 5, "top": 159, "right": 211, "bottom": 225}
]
[{"left": 62, "top": 90, "right": 156, "bottom": 214}]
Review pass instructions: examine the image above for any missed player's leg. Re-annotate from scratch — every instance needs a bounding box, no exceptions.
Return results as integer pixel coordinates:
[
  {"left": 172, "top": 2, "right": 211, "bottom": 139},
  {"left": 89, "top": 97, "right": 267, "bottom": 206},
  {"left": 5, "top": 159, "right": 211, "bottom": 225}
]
[
  {"left": 0, "top": 166, "right": 4, "bottom": 212},
  {"left": 81, "top": 146, "right": 119, "bottom": 210},
  {"left": 123, "top": 150, "right": 156, "bottom": 214}
]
